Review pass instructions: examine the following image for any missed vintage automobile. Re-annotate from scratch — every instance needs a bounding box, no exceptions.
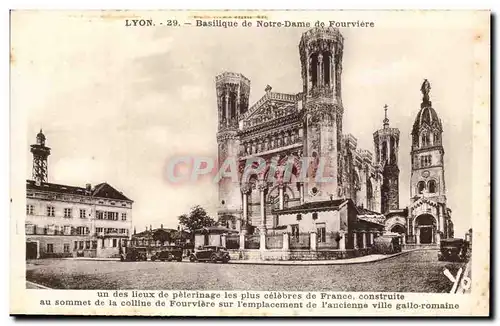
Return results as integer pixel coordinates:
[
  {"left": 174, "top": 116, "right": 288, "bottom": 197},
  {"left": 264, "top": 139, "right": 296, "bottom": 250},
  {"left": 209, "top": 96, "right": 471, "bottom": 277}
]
[
  {"left": 151, "top": 246, "right": 183, "bottom": 262},
  {"left": 438, "top": 238, "right": 469, "bottom": 262},
  {"left": 120, "top": 247, "right": 148, "bottom": 262},
  {"left": 372, "top": 234, "right": 403, "bottom": 254},
  {"left": 189, "top": 245, "right": 230, "bottom": 263}
]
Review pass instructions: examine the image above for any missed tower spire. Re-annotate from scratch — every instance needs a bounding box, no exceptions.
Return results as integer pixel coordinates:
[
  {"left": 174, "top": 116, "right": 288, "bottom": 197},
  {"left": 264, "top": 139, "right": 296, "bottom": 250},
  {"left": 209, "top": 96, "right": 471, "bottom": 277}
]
[{"left": 383, "top": 104, "right": 389, "bottom": 128}]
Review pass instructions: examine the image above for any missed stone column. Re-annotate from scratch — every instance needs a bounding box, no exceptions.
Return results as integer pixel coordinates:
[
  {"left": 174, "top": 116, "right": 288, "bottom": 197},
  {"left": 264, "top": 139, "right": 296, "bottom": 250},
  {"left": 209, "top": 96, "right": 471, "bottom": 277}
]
[
  {"left": 310, "top": 232, "right": 317, "bottom": 251},
  {"left": 318, "top": 53, "right": 323, "bottom": 86},
  {"left": 369, "top": 232, "right": 374, "bottom": 246},
  {"left": 260, "top": 232, "right": 266, "bottom": 251},
  {"left": 338, "top": 231, "right": 346, "bottom": 250},
  {"left": 221, "top": 234, "right": 227, "bottom": 248},
  {"left": 416, "top": 228, "right": 420, "bottom": 245},
  {"left": 361, "top": 231, "right": 366, "bottom": 249},
  {"left": 241, "top": 183, "right": 250, "bottom": 233},
  {"left": 258, "top": 181, "right": 267, "bottom": 231},
  {"left": 278, "top": 184, "right": 284, "bottom": 210},
  {"left": 439, "top": 205, "right": 445, "bottom": 234},
  {"left": 283, "top": 233, "right": 289, "bottom": 250},
  {"left": 299, "top": 183, "right": 305, "bottom": 205},
  {"left": 36, "top": 240, "right": 40, "bottom": 259},
  {"left": 435, "top": 231, "right": 441, "bottom": 244},
  {"left": 353, "top": 232, "right": 358, "bottom": 249},
  {"left": 401, "top": 233, "right": 406, "bottom": 245},
  {"left": 224, "top": 93, "right": 229, "bottom": 123},
  {"left": 387, "top": 138, "right": 391, "bottom": 165},
  {"left": 239, "top": 233, "right": 245, "bottom": 250}
]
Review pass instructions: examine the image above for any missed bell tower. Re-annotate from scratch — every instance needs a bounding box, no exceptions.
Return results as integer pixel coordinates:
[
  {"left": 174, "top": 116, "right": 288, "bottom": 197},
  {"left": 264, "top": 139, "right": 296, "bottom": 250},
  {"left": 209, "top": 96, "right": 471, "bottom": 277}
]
[
  {"left": 299, "top": 27, "right": 344, "bottom": 201},
  {"left": 373, "top": 105, "right": 400, "bottom": 213},
  {"left": 30, "top": 129, "right": 51, "bottom": 184},
  {"left": 215, "top": 72, "right": 250, "bottom": 214},
  {"left": 410, "top": 79, "right": 446, "bottom": 202}
]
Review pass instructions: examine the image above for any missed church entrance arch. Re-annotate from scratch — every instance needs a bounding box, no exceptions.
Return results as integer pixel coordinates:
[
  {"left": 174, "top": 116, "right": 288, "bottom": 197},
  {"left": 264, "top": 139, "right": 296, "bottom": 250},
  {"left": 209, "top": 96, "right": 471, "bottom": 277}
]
[
  {"left": 415, "top": 214, "right": 437, "bottom": 244},
  {"left": 391, "top": 224, "right": 405, "bottom": 235}
]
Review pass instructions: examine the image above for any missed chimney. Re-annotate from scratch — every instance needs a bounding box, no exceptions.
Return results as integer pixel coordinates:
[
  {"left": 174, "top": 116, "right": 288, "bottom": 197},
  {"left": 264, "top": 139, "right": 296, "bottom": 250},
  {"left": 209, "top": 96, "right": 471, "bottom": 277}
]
[
  {"left": 161, "top": 224, "right": 163, "bottom": 229},
  {"left": 150, "top": 224, "right": 152, "bottom": 231},
  {"left": 265, "top": 85, "right": 272, "bottom": 93}
]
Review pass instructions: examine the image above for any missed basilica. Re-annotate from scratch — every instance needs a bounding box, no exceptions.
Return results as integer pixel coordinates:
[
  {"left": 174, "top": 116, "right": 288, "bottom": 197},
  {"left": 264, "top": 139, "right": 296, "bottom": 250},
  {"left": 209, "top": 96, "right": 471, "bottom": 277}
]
[{"left": 215, "top": 27, "right": 453, "bottom": 252}]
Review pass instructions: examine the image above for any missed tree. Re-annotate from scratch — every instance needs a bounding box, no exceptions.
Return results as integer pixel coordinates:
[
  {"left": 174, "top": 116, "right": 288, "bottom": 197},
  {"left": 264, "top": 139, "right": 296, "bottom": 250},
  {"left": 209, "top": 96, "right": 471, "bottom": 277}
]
[{"left": 178, "top": 205, "right": 216, "bottom": 233}]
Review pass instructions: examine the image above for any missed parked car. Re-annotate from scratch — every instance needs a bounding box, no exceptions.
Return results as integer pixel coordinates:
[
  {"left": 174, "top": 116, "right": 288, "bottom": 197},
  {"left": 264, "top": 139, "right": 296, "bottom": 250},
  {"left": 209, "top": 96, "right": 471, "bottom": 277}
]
[
  {"left": 189, "top": 246, "right": 230, "bottom": 263},
  {"left": 438, "top": 238, "right": 469, "bottom": 262},
  {"left": 151, "top": 246, "right": 183, "bottom": 262},
  {"left": 121, "top": 247, "right": 148, "bottom": 261},
  {"left": 372, "top": 234, "right": 402, "bottom": 254}
]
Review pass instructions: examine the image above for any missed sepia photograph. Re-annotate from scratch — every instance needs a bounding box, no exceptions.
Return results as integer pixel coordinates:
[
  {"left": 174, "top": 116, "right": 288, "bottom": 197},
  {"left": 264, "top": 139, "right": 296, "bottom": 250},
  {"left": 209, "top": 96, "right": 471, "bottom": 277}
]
[{"left": 10, "top": 10, "right": 490, "bottom": 316}]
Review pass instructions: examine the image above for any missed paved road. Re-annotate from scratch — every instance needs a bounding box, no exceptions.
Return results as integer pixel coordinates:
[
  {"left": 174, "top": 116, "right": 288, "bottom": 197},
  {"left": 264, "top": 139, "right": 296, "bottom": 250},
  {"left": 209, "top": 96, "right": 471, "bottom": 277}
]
[{"left": 26, "top": 250, "right": 465, "bottom": 292}]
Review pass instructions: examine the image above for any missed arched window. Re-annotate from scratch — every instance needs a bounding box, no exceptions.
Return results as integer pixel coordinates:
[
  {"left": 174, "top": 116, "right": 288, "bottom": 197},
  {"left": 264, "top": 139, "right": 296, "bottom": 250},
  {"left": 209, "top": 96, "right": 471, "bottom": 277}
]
[
  {"left": 381, "top": 141, "right": 388, "bottom": 163},
  {"left": 428, "top": 180, "right": 437, "bottom": 193},
  {"left": 417, "top": 181, "right": 426, "bottom": 194},
  {"left": 220, "top": 95, "right": 226, "bottom": 121},
  {"left": 323, "top": 52, "right": 331, "bottom": 86},
  {"left": 433, "top": 133, "right": 441, "bottom": 145},
  {"left": 229, "top": 91, "right": 236, "bottom": 120},
  {"left": 366, "top": 180, "right": 374, "bottom": 210},
  {"left": 421, "top": 133, "right": 430, "bottom": 147},
  {"left": 310, "top": 53, "right": 318, "bottom": 87},
  {"left": 390, "top": 136, "right": 397, "bottom": 164}
]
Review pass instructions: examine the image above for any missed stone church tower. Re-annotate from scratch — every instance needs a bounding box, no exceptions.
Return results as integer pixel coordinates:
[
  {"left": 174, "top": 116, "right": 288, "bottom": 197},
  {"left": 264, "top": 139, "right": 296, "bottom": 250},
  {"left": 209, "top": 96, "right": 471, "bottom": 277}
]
[
  {"left": 410, "top": 79, "right": 446, "bottom": 202},
  {"left": 373, "top": 105, "right": 400, "bottom": 214},
  {"left": 215, "top": 72, "right": 251, "bottom": 216},
  {"left": 408, "top": 79, "right": 453, "bottom": 243},
  {"left": 299, "top": 27, "right": 344, "bottom": 201}
]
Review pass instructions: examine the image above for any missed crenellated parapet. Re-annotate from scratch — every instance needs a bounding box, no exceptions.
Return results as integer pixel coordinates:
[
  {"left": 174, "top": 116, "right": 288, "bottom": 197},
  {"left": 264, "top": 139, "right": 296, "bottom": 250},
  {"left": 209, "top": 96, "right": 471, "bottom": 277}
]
[
  {"left": 215, "top": 72, "right": 251, "bottom": 131},
  {"left": 299, "top": 27, "right": 344, "bottom": 102}
]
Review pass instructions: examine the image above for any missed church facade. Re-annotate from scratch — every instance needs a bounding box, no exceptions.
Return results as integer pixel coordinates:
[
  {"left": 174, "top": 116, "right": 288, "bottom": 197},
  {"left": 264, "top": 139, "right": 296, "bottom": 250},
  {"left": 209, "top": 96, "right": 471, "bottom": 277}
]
[{"left": 215, "top": 27, "right": 453, "bottom": 251}]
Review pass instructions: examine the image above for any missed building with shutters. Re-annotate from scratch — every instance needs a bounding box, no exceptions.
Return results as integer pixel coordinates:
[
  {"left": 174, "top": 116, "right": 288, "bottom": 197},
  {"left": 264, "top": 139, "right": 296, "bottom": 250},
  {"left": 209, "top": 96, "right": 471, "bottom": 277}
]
[{"left": 25, "top": 130, "right": 133, "bottom": 259}]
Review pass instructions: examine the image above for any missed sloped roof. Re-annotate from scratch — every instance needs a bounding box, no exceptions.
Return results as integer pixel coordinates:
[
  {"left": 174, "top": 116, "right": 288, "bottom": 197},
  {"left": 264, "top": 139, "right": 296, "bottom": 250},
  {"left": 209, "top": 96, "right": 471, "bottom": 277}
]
[
  {"left": 26, "top": 180, "right": 132, "bottom": 202},
  {"left": 356, "top": 206, "right": 382, "bottom": 216},
  {"left": 273, "top": 199, "right": 349, "bottom": 214},
  {"left": 92, "top": 182, "right": 131, "bottom": 201},
  {"left": 27, "top": 180, "right": 88, "bottom": 196},
  {"left": 412, "top": 106, "right": 442, "bottom": 135}
]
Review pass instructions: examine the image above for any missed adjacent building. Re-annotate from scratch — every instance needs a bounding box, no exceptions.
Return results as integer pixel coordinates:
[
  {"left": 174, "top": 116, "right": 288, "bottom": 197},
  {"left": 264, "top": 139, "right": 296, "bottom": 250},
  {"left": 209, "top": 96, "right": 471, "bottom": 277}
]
[{"left": 25, "top": 130, "right": 133, "bottom": 259}]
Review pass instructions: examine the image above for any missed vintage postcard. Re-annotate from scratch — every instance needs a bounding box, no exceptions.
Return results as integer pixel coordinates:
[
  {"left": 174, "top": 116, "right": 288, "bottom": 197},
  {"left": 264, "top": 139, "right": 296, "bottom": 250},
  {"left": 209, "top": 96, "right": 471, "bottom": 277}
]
[{"left": 10, "top": 10, "right": 490, "bottom": 316}]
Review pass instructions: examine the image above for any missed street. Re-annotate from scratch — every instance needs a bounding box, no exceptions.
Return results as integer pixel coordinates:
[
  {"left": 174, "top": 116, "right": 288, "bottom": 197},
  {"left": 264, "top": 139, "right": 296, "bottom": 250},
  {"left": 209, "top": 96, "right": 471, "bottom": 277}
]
[{"left": 26, "top": 250, "right": 464, "bottom": 292}]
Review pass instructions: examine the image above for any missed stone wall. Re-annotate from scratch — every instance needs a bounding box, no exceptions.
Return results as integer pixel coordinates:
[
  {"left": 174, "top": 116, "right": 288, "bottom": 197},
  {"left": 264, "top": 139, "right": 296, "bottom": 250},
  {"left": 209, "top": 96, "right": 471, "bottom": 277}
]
[{"left": 228, "top": 248, "right": 372, "bottom": 261}]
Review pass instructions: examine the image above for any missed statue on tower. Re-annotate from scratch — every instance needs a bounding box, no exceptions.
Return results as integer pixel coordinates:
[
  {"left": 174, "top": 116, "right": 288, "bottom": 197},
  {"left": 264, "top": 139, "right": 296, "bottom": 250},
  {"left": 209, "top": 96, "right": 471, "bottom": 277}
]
[{"left": 421, "top": 79, "right": 431, "bottom": 106}]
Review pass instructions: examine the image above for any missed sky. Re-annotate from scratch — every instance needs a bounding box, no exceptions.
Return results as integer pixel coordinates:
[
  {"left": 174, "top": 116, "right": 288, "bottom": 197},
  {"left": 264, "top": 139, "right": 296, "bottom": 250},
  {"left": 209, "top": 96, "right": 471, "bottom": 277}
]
[{"left": 12, "top": 11, "right": 482, "bottom": 236}]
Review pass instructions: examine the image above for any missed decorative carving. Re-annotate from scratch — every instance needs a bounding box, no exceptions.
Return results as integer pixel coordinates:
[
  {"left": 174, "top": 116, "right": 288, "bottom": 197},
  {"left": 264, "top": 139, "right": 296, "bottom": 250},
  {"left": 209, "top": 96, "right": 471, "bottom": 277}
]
[
  {"left": 240, "top": 183, "right": 252, "bottom": 194},
  {"left": 421, "top": 79, "right": 431, "bottom": 105},
  {"left": 257, "top": 179, "right": 268, "bottom": 191}
]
